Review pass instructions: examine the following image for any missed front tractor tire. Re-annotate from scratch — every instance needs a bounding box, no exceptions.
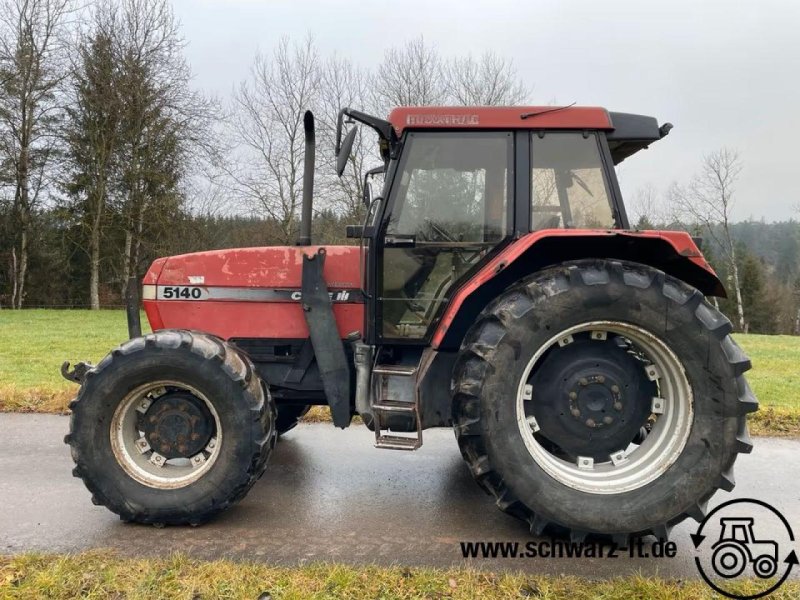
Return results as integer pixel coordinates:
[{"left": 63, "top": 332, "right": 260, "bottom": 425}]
[
  {"left": 452, "top": 260, "right": 756, "bottom": 540},
  {"left": 66, "top": 330, "right": 277, "bottom": 525}
]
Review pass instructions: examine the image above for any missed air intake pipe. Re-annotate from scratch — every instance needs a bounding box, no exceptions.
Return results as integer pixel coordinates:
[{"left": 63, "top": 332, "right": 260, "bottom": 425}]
[{"left": 297, "top": 110, "right": 315, "bottom": 246}]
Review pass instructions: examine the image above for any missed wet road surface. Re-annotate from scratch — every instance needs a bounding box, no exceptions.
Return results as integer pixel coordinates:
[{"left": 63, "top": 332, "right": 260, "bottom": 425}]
[{"left": 1, "top": 413, "right": 797, "bottom": 578}]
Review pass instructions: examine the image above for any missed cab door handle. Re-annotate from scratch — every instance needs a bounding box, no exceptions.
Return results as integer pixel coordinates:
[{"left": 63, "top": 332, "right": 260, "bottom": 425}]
[{"left": 384, "top": 234, "right": 416, "bottom": 248}]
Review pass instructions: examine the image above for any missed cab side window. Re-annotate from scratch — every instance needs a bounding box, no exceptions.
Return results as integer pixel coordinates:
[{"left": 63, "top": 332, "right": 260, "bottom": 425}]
[{"left": 531, "top": 133, "right": 616, "bottom": 230}]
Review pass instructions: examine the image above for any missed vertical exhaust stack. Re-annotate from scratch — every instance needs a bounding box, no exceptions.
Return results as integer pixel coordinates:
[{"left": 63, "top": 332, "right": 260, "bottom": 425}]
[{"left": 297, "top": 110, "right": 315, "bottom": 246}]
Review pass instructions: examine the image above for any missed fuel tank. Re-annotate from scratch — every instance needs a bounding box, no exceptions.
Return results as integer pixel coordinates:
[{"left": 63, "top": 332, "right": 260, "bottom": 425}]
[{"left": 142, "top": 245, "right": 364, "bottom": 340}]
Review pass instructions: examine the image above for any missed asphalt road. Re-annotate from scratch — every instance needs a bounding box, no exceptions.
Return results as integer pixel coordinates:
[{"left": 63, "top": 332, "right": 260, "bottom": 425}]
[{"left": 1, "top": 413, "right": 798, "bottom": 578}]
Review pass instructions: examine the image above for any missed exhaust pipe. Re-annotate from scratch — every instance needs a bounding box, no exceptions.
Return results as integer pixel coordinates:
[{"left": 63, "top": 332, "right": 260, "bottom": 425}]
[
  {"left": 297, "top": 110, "right": 315, "bottom": 246},
  {"left": 126, "top": 276, "right": 142, "bottom": 339}
]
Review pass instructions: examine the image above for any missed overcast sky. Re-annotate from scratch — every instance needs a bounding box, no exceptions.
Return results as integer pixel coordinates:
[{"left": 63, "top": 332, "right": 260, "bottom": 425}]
[{"left": 172, "top": 0, "right": 799, "bottom": 222}]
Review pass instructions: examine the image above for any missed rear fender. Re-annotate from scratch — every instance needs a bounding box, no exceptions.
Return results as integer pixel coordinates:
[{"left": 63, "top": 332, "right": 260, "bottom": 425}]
[{"left": 432, "top": 229, "right": 725, "bottom": 350}]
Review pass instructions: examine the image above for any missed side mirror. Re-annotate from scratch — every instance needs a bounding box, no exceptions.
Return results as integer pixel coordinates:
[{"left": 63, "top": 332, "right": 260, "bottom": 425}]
[{"left": 336, "top": 128, "right": 357, "bottom": 177}]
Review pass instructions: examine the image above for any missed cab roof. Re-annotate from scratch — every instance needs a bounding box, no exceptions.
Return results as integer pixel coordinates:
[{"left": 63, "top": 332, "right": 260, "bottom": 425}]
[
  {"left": 388, "top": 106, "right": 611, "bottom": 134},
  {"left": 387, "top": 106, "right": 671, "bottom": 164}
]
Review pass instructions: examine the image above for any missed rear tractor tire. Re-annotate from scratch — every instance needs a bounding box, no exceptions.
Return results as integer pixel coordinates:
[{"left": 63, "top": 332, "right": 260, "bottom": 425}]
[
  {"left": 65, "top": 330, "right": 277, "bottom": 525},
  {"left": 452, "top": 259, "right": 756, "bottom": 540}
]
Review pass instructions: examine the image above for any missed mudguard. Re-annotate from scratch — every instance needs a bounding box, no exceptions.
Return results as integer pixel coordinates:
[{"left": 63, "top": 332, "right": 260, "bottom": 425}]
[{"left": 432, "top": 229, "right": 725, "bottom": 349}]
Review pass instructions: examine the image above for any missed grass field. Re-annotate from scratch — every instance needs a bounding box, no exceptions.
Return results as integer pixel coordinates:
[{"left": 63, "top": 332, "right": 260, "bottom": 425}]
[
  {"left": 1, "top": 551, "right": 798, "bottom": 600},
  {"left": 0, "top": 309, "right": 798, "bottom": 434}
]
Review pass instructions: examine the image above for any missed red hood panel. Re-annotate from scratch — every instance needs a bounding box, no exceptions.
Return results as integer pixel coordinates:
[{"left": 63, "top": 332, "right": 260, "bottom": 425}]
[
  {"left": 143, "top": 245, "right": 363, "bottom": 340},
  {"left": 155, "top": 245, "right": 361, "bottom": 288}
]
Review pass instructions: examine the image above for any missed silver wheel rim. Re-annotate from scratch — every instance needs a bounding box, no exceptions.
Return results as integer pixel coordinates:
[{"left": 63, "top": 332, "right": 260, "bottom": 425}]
[
  {"left": 110, "top": 380, "right": 221, "bottom": 489},
  {"left": 516, "top": 321, "right": 693, "bottom": 494}
]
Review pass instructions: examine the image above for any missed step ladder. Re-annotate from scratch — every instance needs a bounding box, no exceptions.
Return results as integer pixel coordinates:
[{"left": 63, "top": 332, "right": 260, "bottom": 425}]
[{"left": 371, "top": 364, "right": 422, "bottom": 450}]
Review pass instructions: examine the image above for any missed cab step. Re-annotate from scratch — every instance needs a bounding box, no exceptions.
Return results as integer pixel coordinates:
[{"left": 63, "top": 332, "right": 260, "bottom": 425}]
[
  {"left": 374, "top": 435, "right": 420, "bottom": 450},
  {"left": 371, "top": 363, "right": 422, "bottom": 451}
]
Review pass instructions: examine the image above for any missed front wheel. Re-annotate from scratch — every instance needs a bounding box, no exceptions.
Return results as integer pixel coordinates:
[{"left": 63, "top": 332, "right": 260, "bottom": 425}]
[
  {"left": 66, "top": 330, "right": 276, "bottom": 525},
  {"left": 452, "top": 260, "right": 756, "bottom": 540}
]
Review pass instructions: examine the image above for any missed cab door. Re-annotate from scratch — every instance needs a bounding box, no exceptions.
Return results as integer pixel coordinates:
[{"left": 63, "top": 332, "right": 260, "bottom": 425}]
[{"left": 376, "top": 131, "right": 514, "bottom": 342}]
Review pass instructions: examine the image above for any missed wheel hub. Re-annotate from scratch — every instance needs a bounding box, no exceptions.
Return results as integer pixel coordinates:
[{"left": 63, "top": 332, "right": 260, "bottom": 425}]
[
  {"left": 530, "top": 338, "right": 655, "bottom": 460},
  {"left": 567, "top": 373, "right": 625, "bottom": 428},
  {"left": 140, "top": 391, "right": 214, "bottom": 459}
]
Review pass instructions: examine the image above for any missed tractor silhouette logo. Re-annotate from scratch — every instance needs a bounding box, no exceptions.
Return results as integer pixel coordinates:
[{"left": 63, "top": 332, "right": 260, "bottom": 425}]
[
  {"left": 692, "top": 498, "right": 797, "bottom": 599},
  {"left": 711, "top": 517, "right": 778, "bottom": 579}
]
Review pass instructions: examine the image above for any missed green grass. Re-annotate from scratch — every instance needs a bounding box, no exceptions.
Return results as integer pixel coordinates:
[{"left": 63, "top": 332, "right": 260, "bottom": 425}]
[
  {"left": 736, "top": 334, "right": 799, "bottom": 410},
  {"left": 1, "top": 551, "right": 798, "bottom": 600},
  {"left": 0, "top": 309, "right": 150, "bottom": 390},
  {"left": 0, "top": 310, "right": 798, "bottom": 433}
]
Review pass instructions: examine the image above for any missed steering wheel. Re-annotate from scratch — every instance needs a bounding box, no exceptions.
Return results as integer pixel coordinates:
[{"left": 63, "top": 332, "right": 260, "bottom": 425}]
[{"left": 423, "top": 219, "right": 457, "bottom": 242}]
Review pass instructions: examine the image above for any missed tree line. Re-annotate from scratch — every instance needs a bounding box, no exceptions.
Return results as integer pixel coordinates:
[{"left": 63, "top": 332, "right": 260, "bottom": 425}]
[{"left": 0, "top": 0, "right": 797, "bottom": 335}]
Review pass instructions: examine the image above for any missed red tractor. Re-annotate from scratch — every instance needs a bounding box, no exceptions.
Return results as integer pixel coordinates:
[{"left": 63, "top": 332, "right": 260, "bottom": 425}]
[{"left": 63, "top": 105, "right": 757, "bottom": 541}]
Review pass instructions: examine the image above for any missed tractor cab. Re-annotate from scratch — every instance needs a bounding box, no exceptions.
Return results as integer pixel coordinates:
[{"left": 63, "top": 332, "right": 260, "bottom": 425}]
[{"left": 337, "top": 106, "right": 673, "bottom": 346}]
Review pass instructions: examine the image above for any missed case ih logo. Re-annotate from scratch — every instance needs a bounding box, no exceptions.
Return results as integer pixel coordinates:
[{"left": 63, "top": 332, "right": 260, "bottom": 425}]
[
  {"left": 406, "top": 114, "right": 480, "bottom": 126},
  {"left": 290, "top": 290, "right": 352, "bottom": 302}
]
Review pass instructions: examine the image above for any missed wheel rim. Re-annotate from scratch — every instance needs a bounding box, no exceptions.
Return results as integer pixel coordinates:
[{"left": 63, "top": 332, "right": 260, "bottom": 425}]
[
  {"left": 515, "top": 321, "right": 693, "bottom": 495},
  {"left": 110, "top": 380, "right": 222, "bottom": 489}
]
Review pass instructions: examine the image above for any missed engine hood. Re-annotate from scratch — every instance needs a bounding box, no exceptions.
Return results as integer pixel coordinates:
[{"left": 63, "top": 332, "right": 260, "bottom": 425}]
[
  {"left": 141, "top": 245, "right": 364, "bottom": 340},
  {"left": 148, "top": 245, "right": 361, "bottom": 289}
]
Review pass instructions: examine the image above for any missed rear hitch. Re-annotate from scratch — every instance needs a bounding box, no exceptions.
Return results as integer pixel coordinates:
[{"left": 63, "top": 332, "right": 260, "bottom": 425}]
[{"left": 60, "top": 361, "right": 92, "bottom": 384}]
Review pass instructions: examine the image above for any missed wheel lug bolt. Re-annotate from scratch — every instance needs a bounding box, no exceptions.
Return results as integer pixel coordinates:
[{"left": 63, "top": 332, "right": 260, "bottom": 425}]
[
  {"left": 579, "top": 378, "right": 588, "bottom": 386},
  {"left": 613, "top": 402, "right": 623, "bottom": 411},
  {"left": 569, "top": 392, "right": 578, "bottom": 400},
  {"left": 597, "top": 376, "right": 605, "bottom": 384},
  {"left": 571, "top": 408, "right": 581, "bottom": 417},
  {"left": 611, "top": 385, "right": 620, "bottom": 393},
  {"left": 585, "top": 418, "right": 596, "bottom": 428},
  {"left": 603, "top": 416, "right": 613, "bottom": 425}
]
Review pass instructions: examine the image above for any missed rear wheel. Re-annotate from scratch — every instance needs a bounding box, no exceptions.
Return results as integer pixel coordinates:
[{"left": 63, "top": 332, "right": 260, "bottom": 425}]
[
  {"left": 66, "top": 330, "right": 276, "bottom": 525},
  {"left": 452, "top": 260, "right": 756, "bottom": 539}
]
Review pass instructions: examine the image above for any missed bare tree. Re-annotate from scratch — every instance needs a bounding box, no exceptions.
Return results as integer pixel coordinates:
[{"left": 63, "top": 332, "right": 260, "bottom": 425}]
[
  {"left": 223, "top": 35, "right": 531, "bottom": 246},
  {"left": 371, "top": 36, "right": 446, "bottom": 112},
  {"left": 674, "top": 148, "right": 746, "bottom": 331},
  {"left": 628, "top": 184, "right": 678, "bottom": 229},
  {"left": 317, "top": 54, "right": 376, "bottom": 220},
  {"left": 0, "top": 0, "right": 72, "bottom": 308},
  {"left": 444, "top": 52, "right": 528, "bottom": 106},
  {"left": 228, "top": 36, "right": 320, "bottom": 242}
]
